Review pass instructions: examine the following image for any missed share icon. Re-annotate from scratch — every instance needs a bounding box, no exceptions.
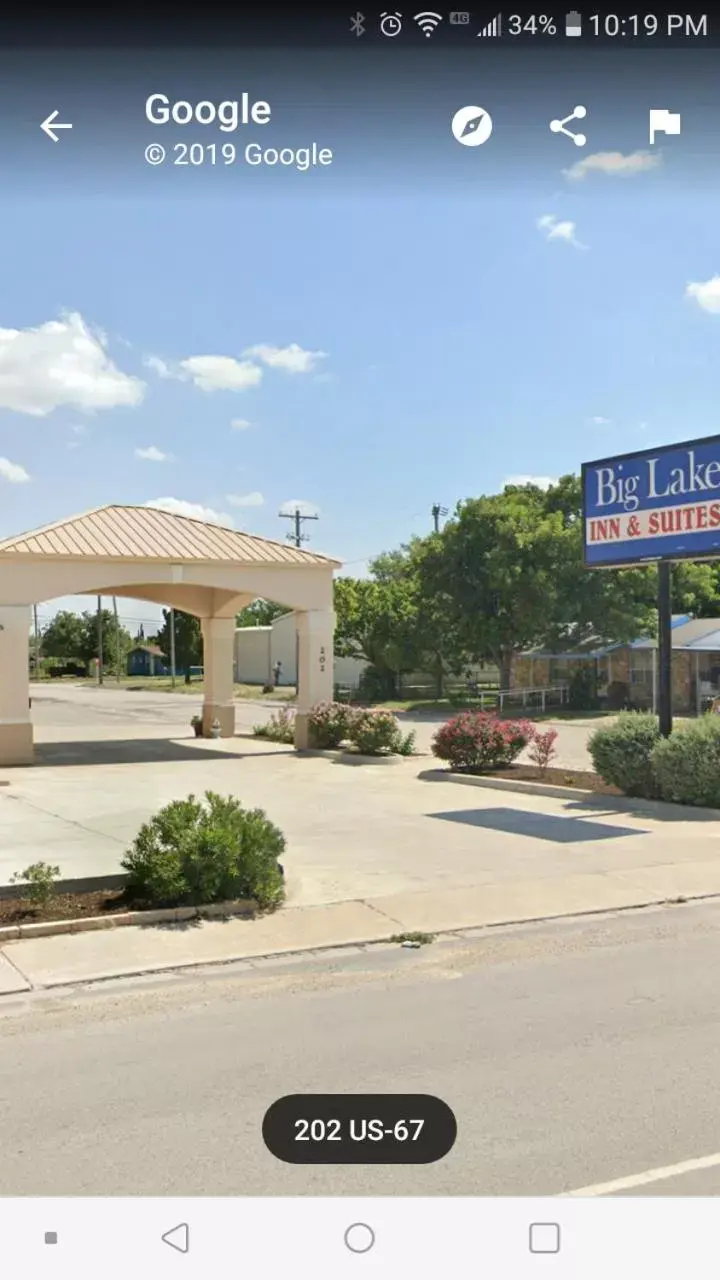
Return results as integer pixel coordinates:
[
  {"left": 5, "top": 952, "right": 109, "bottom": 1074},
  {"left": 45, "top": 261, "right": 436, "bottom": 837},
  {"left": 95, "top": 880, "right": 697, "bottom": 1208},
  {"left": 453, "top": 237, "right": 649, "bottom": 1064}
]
[{"left": 549, "top": 105, "right": 587, "bottom": 147}]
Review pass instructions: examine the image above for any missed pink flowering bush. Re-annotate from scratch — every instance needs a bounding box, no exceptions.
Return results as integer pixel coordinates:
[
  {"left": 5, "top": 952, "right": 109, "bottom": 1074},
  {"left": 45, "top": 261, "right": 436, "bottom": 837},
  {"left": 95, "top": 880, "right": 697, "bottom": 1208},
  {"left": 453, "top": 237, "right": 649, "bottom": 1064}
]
[
  {"left": 349, "top": 707, "right": 415, "bottom": 756},
  {"left": 432, "top": 712, "right": 534, "bottom": 772},
  {"left": 527, "top": 728, "right": 558, "bottom": 775},
  {"left": 308, "top": 700, "right": 356, "bottom": 749}
]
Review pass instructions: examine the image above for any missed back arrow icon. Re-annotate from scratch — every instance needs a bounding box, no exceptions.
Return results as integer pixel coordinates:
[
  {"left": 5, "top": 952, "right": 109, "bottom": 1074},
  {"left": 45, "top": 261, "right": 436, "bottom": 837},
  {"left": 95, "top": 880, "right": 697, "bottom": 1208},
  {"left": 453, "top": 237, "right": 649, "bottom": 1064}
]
[{"left": 41, "top": 110, "right": 73, "bottom": 142}]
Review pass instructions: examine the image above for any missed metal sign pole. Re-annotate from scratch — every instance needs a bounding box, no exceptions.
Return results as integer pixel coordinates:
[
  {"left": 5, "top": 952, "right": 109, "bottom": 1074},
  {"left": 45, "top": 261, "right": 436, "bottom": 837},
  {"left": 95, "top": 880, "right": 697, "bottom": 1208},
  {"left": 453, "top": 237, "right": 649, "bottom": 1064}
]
[{"left": 657, "top": 561, "right": 673, "bottom": 736}]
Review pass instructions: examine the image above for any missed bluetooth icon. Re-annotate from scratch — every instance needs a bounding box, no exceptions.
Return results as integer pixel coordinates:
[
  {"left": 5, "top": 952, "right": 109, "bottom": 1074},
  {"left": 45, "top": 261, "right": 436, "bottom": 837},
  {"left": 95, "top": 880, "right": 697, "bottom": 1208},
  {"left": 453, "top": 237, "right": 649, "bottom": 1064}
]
[{"left": 350, "top": 11, "right": 366, "bottom": 36}]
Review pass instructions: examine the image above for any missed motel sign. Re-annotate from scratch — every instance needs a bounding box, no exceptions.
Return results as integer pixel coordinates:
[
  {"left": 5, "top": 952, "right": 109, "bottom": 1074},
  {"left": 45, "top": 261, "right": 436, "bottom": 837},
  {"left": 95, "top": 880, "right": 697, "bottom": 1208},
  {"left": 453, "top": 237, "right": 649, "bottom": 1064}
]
[{"left": 582, "top": 435, "right": 720, "bottom": 568}]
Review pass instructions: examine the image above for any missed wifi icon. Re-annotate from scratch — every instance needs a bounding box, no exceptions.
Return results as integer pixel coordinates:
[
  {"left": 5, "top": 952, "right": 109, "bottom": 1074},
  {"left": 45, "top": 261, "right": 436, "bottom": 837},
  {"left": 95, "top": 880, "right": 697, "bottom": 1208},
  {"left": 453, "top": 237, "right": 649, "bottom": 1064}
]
[{"left": 413, "top": 10, "right": 443, "bottom": 36}]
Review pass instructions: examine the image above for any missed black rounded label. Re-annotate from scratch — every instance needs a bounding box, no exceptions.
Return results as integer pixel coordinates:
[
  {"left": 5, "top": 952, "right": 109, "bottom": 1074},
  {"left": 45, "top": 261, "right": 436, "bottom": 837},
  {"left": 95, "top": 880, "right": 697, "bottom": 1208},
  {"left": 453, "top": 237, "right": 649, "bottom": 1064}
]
[{"left": 262, "top": 1094, "right": 456, "bottom": 1164}]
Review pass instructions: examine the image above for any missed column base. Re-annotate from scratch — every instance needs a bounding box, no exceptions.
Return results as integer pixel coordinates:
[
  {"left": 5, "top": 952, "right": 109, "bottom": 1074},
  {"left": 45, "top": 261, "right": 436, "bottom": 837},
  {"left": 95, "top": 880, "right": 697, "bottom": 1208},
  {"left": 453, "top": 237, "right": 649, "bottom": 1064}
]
[
  {"left": 202, "top": 702, "right": 236, "bottom": 738},
  {"left": 294, "top": 711, "right": 311, "bottom": 750},
  {"left": 0, "top": 722, "right": 34, "bottom": 766}
]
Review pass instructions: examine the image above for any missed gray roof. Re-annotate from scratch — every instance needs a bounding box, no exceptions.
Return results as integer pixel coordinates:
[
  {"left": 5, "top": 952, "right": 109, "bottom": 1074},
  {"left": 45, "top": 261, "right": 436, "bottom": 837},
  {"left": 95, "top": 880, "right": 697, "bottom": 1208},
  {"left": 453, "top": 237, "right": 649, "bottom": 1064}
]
[{"left": 630, "top": 617, "right": 720, "bottom": 651}]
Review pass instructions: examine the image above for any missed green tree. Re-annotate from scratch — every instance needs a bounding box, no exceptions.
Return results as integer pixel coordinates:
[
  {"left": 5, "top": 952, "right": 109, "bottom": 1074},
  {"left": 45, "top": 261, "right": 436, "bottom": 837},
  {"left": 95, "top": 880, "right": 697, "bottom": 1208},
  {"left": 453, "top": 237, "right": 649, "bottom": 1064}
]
[
  {"left": 334, "top": 576, "right": 422, "bottom": 697},
  {"left": 41, "top": 610, "right": 85, "bottom": 660},
  {"left": 418, "top": 477, "right": 659, "bottom": 688},
  {"left": 236, "top": 599, "right": 289, "bottom": 627},
  {"left": 155, "top": 609, "right": 202, "bottom": 683},
  {"left": 76, "top": 610, "right": 133, "bottom": 674}
]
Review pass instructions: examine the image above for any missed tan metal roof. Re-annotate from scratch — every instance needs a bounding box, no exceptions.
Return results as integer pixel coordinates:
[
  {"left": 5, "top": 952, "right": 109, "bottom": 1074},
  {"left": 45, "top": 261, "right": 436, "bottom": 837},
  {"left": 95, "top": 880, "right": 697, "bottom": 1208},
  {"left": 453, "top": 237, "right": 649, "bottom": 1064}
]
[{"left": 0, "top": 505, "right": 339, "bottom": 567}]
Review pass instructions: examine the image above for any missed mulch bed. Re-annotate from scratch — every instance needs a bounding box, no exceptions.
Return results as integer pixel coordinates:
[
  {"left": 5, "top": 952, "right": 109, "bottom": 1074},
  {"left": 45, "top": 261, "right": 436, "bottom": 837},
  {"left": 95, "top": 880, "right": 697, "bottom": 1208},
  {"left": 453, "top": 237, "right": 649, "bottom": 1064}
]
[
  {"left": 459, "top": 763, "right": 623, "bottom": 796},
  {"left": 0, "top": 889, "right": 132, "bottom": 926}
]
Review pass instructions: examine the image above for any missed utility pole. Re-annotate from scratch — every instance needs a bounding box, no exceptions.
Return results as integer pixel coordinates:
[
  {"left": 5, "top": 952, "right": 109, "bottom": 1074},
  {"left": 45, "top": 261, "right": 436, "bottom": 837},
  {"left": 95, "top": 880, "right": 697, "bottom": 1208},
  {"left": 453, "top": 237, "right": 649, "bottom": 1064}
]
[
  {"left": 279, "top": 505, "right": 319, "bottom": 549},
  {"left": 279, "top": 506, "right": 319, "bottom": 692},
  {"left": 170, "top": 607, "right": 177, "bottom": 689},
  {"left": 112, "top": 597, "right": 121, "bottom": 684},
  {"left": 32, "top": 604, "right": 40, "bottom": 679},
  {"left": 96, "top": 595, "right": 104, "bottom": 685},
  {"left": 431, "top": 503, "right": 448, "bottom": 533}
]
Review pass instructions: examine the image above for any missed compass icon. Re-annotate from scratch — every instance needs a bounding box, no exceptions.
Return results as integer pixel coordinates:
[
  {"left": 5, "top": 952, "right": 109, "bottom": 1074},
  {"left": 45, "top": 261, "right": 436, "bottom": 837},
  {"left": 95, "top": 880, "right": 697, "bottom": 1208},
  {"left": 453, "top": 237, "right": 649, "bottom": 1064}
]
[{"left": 451, "top": 105, "right": 493, "bottom": 146}]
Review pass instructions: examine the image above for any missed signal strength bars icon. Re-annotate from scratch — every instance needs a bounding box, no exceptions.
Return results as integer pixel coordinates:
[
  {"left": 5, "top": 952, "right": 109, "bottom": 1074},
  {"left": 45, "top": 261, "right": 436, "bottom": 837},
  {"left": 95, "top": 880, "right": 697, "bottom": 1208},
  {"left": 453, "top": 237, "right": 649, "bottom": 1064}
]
[{"left": 477, "top": 13, "right": 502, "bottom": 36}]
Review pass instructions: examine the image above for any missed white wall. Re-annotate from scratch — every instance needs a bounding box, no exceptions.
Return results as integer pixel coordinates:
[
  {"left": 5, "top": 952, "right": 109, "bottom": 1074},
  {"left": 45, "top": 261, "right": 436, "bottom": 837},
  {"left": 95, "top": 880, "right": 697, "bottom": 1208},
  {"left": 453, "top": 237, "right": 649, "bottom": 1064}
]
[
  {"left": 235, "top": 612, "right": 366, "bottom": 687},
  {"left": 234, "top": 626, "right": 272, "bottom": 685}
]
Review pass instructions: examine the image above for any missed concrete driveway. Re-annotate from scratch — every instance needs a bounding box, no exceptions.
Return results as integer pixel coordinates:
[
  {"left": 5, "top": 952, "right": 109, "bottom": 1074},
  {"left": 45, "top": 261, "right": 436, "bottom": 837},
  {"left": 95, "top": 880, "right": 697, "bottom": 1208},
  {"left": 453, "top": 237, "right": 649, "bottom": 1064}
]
[{"left": 0, "top": 687, "right": 717, "bottom": 923}]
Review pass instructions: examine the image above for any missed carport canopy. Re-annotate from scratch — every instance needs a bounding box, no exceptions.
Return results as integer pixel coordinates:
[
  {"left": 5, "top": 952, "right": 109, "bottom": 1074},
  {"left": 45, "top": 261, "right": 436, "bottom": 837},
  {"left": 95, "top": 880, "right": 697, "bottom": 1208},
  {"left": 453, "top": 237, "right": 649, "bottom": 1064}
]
[{"left": 0, "top": 503, "right": 339, "bottom": 765}]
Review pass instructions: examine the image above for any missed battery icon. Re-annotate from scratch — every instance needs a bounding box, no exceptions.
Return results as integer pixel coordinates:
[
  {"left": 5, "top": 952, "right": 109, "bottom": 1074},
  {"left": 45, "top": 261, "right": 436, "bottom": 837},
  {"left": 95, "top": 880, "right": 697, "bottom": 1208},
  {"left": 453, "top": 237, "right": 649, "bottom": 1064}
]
[{"left": 565, "top": 10, "right": 582, "bottom": 36}]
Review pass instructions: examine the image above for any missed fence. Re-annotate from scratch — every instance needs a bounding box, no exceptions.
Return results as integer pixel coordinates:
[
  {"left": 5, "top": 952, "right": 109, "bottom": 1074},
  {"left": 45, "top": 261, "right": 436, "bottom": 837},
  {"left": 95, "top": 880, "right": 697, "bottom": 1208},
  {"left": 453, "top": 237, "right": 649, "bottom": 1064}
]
[{"left": 334, "top": 681, "right": 569, "bottom": 713}]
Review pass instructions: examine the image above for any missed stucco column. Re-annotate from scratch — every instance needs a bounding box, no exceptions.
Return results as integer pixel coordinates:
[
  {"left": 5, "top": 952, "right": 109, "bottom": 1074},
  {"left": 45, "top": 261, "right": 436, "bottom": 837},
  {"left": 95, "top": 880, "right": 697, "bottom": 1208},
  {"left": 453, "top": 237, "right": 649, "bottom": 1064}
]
[
  {"left": 201, "top": 617, "right": 236, "bottom": 737},
  {"left": 0, "top": 605, "right": 33, "bottom": 765},
  {"left": 294, "top": 609, "right": 335, "bottom": 749}
]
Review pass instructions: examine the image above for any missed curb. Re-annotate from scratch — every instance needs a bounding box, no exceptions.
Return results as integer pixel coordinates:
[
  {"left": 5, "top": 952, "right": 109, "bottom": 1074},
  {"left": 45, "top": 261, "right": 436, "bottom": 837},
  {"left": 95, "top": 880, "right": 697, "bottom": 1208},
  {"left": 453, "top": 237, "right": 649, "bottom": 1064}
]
[
  {"left": 0, "top": 898, "right": 257, "bottom": 942},
  {"left": 3, "top": 892, "right": 719, "bottom": 996},
  {"left": 298, "top": 748, "right": 403, "bottom": 766},
  {"left": 422, "top": 768, "right": 720, "bottom": 819}
]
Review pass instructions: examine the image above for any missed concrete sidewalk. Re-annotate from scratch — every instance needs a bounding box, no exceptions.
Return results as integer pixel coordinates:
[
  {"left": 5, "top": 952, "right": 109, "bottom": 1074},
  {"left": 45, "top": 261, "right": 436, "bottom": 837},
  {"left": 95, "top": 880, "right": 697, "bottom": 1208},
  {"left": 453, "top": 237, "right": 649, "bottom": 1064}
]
[{"left": 4, "top": 854, "right": 720, "bottom": 994}]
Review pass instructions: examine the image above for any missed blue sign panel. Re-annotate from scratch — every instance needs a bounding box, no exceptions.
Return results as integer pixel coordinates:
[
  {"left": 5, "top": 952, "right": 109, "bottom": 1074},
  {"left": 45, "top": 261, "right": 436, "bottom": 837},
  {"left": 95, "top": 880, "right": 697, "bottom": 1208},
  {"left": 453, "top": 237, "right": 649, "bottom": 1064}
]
[{"left": 582, "top": 434, "right": 720, "bottom": 567}]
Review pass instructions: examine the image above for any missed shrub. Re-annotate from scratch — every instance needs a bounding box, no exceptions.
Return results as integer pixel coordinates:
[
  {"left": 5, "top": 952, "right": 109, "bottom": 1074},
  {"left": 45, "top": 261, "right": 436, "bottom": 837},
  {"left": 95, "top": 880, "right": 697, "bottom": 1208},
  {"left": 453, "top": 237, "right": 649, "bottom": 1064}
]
[
  {"left": 10, "top": 861, "right": 61, "bottom": 908},
  {"left": 253, "top": 706, "right": 296, "bottom": 744},
  {"left": 121, "top": 791, "right": 285, "bottom": 909},
  {"left": 348, "top": 707, "right": 406, "bottom": 755},
  {"left": 357, "top": 664, "right": 398, "bottom": 702},
  {"left": 308, "top": 700, "right": 355, "bottom": 748},
  {"left": 432, "top": 712, "right": 534, "bottom": 772},
  {"left": 588, "top": 712, "right": 660, "bottom": 797},
  {"left": 652, "top": 717, "right": 720, "bottom": 808},
  {"left": 527, "top": 727, "right": 558, "bottom": 774},
  {"left": 568, "top": 665, "right": 599, "bottom": 711}
]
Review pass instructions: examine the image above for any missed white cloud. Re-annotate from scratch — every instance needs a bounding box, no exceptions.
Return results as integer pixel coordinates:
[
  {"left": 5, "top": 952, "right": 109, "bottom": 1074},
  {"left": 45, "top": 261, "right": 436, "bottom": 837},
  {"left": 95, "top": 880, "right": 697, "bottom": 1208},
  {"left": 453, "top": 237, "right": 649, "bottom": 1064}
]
[
  {"left": 0, "top": 311, "right": 145, "bottom": 416},
  {"left": 279, "top": 498, "right": 321, "bottom": 517},
  {"left": 537, "top": 214, "right": 584, "bottom": 249},
  {"left": 226, "top": 491, "right": 264, "bottom": 507},
  {"left": 179, "top": 356, "right": 262, "bottom": 392},
  {"left": 135, "top": 445, "right": 168, "bottom": 462},
  {"left": 686, "top": 277, "right": 720, "bottom": 313},
  {"left": 504, "top": 475, "right": 558, "bottom": 490},
  {"left": 0, "top": 456, "right": 30, "bottom": 483},
  {"left": 144, "top": 354, "right": 174, "bottom": 378},
  {"left": 243, "top": 343, "right": 326, "bottom": 374},
  {"left": 590, "top": 416, "right": 611, "bottom": 424},
  {"left": 145, "top": 497, "right": 235, "bottom": 527},
  {"left": 230, "top": 418, "right": 254, "bottom": 431},
  {"left": 564, "top": 150, "right": 661, "bottom": 181}
]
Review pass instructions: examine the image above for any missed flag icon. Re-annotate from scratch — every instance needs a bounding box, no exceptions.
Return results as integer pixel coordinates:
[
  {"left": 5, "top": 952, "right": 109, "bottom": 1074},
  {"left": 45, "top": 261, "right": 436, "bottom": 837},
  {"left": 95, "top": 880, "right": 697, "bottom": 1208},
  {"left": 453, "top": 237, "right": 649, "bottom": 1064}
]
[{"left": 649, "top": 109, "right": 681, "bottom": 144}]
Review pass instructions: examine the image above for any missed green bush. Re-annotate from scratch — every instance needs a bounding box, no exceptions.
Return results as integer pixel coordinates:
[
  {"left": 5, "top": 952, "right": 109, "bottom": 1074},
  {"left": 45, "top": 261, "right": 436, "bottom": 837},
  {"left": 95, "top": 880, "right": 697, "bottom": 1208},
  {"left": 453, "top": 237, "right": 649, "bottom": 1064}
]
[
  {"left": 348, "top": 707, "right": 411, "bottom": 755},
  {"left": 308, "top": 700, "right": 355, "bottom": 748},
  {"left": 568, "top": 665, "right": 599, "bottom": 711},
  {"left": 652, "top": 717, "right": 720, "bottom": 808},
  {"left": 588, "top": 712, "right": 660, "bottom": 797},
  {"left": 253, "top": 706, "right": 295, "bottom": 744},
  {"left": 121, "top": 791, "right": 285, "bottom": 909},
  {"left": 10, "top": 861, "right": 61, "bottom": 908}
]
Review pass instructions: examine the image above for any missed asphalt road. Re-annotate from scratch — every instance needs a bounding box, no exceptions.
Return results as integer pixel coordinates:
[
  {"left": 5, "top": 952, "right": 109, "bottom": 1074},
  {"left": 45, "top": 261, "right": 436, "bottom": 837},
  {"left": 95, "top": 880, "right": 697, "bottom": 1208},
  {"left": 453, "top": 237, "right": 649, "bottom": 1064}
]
[{"left": 3, "top": 901, "right": 720, "bottom": 1197}]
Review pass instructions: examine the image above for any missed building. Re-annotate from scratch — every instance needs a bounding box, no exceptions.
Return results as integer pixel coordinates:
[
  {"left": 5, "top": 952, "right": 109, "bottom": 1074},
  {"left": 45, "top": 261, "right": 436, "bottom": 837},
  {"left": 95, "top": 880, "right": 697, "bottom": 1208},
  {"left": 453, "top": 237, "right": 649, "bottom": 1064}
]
[
  {"left": 235, "top": 610, "right": 365, "bottom": 689},
  {"left": 126, "top": 643, "right": 169, "bottom": 677},
  {"left": 512, "top": 615, "right": 720, "bottom": 715}
]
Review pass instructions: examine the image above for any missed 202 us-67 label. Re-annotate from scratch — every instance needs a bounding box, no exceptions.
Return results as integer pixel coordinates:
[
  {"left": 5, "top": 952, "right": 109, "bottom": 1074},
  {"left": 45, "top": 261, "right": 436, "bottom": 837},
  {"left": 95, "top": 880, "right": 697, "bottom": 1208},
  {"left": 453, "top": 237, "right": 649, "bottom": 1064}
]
[{"left": 262, "top": 1094, "right": 457, "bottom": 1164}]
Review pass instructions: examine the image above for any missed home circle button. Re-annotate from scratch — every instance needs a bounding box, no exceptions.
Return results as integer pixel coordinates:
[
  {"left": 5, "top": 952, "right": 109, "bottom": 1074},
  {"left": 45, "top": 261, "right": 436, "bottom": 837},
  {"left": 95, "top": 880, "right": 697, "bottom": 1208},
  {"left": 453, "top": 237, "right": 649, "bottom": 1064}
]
[{"left": 344, "top": 1223, "right": 375, "bottom": 1253}]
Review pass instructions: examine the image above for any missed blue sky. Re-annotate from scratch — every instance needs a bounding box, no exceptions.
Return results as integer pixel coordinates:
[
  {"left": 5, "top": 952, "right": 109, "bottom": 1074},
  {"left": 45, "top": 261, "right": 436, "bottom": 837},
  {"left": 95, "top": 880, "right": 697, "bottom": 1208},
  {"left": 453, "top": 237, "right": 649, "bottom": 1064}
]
[{"left": 0, "top": 48, "right": 717, "bottom": 632}]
